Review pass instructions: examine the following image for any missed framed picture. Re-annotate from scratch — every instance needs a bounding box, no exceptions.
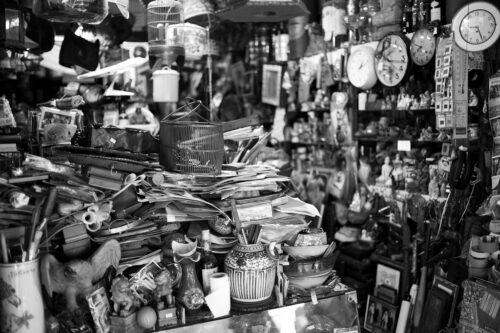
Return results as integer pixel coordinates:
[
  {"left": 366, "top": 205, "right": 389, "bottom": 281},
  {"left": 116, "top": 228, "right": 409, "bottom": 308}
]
[
  {"left": 39, "top": 107, "right": 76, "bottom": 131},
  {"left": 376, "top": 263, "right": 401, "bottom": 295},
  {"left": 364, "top": 295, "right": 399, "bottom": 333},
  {"left": 241, "top": 70, "right": 256, "bottom": 97},
  {"left": 262, "top": 64, "right": 282, "bottom": 106},
  {"left": 87, "top": 286, "right": 111, "bottom": 333}
]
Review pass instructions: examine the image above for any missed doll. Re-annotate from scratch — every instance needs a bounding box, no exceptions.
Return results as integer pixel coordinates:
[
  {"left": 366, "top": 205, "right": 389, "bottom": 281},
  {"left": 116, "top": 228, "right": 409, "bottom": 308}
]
[
  {"left": 377, "top": 156, "right": 393, "bottom": 185},
  {"left": 428, "top": 169, "right": 440, "bottom": 198}
]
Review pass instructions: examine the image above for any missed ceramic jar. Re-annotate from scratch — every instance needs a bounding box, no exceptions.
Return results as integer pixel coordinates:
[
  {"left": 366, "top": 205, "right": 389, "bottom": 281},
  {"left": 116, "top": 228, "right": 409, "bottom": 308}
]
[
  {"left": 224, "top": 243, "right": 278, "bottom": 303},
  {"left": 152, "top": 67, "right": 179, "bottom": 102},
  {"left": 0, "top": 259, "right": 45, "bottom": 333}
]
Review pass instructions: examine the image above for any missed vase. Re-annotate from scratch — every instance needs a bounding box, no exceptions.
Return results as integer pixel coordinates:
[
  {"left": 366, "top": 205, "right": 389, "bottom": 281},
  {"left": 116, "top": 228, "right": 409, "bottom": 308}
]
[
  {"left": 224, "top": 242, "right": 278, "bottom": 303},
  {"left": 0, "top": 259, "right": 45, "bottom": 333},
  {"left": 174, "top": 253, "right": 204, "bottom": 311}
]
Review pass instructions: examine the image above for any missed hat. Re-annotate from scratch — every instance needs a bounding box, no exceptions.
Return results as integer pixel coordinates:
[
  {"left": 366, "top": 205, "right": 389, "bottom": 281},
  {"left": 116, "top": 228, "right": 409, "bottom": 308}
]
[{"left": 108, "top": 0, "right": 130, "bottom": 19}]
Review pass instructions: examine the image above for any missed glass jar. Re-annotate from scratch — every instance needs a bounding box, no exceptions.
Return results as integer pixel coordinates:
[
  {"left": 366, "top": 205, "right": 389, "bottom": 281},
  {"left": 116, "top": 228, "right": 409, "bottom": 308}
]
[{"left": 33, "top": 0, "right": 108, "bottom": 24}]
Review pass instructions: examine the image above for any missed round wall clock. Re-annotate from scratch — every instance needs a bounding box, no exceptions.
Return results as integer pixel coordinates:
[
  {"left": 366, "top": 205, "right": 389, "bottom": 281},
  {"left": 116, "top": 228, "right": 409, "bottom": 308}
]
[
  {"left": 410, "top": 28, "right": 436, "bottom": 66},
  {"left": 452, "top": 2, "right": 500, "bottom": 52},
  {"left": 347, "top": 46, "right": 378, "bottom": 90},
  {"left": 375, "top": 33, "right": 411, "bottom": 87}
]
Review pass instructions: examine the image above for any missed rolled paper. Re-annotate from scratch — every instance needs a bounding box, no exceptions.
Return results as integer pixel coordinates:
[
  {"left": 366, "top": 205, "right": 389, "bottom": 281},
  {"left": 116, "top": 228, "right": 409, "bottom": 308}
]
[
  {"left": 57, "top": 200, "right": 84, "bottom": 216},
  {"left": 150, "top": 173, "right": 165, "bottom": 186},
  {"left": 209, "top": 272, "right": 230, "bottom": 293},
  {"left": 82, "top": 211, "right": 101, "bottom": 232},
  {"left": 87, "top": 205, "right": 99, "bottom": 213},
  {"left": 208, "top": 273, "right": 230, "bottom": 317},
  {"left": 124, "top": 173, "right": 138, "bottom": 185},
  {"left": 395, "top": 300, "right": 411, "bottom": 333},
  {"left": 9, "top": 191, "right": 30, "bottom": 208}
]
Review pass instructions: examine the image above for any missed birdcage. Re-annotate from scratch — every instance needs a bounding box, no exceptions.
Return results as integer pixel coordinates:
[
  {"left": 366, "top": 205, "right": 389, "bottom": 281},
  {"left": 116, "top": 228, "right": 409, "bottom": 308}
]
[
  {"left": 160, "top": 99, "right": 224, "bottom": 175},
  {"left": 147, "top": 0, "right": 184, "bottom": 68}
]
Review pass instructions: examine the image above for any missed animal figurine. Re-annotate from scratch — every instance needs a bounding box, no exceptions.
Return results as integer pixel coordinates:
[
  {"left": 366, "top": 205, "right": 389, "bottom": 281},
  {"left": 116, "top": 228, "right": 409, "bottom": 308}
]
[
  {"left": 110, "top": 276, "right": 139, "bottom": 315},
  {"left": 41, "top": 240, "right": 121, "bottom": 311},
  {"left": 154, "top": 270, "right": 174, "bottom": 308}
]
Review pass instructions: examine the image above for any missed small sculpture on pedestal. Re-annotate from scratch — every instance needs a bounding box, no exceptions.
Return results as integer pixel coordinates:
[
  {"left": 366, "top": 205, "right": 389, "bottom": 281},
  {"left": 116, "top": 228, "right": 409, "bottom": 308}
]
[
  {"left": 392, "top": 154, "right": 404, "bottom": 187},
  {"left": 410, "top": 95, "right": 420, "bottom": 109},
  {"left": 397, "top": 87, "right": 407, "bottom": 109},
  {"left": 110, "top": 276, "right": 139, "bottom": 316},
  {"left": 420, "top": 91, "right": 431, "bottom": 109},
  {"left": 418, "top": 126, "right": 433, "bottom": 141},
  {"left": 428, "top": 169, "right": 440, "bottom": 199},
  {"left": 469, "top": 89, "right": 479, "bottom": 106},
  {"left": 154, "top": 270, "right": 174, "bottom": 309},
  {"left": 377, "top": 156, "right": 393, "bottom": 186},
  {"left": 154, "top": 269, "right": 178, "bottom": 327}
]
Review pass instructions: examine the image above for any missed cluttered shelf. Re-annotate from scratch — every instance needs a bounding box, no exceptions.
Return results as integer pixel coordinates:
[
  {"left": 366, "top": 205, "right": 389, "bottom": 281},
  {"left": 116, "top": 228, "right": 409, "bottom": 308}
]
[
  {"left": 283, "top": 141, "right": 337, "bottom": 148},
  {"left": 354, "top": 135, "right": 449, "bottom": 145},
  {"left": 358, "top": 108, "right": 436, "bottom": 113}
]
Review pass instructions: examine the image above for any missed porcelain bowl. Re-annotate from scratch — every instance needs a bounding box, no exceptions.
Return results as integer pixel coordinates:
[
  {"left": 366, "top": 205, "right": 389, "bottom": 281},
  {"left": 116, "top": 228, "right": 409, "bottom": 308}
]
[
  {"left": 282, "top": 244, "right": 329, "bottom": 260},
  {"left": 287, "top": 271, "right": 331, "bottom": 289}
]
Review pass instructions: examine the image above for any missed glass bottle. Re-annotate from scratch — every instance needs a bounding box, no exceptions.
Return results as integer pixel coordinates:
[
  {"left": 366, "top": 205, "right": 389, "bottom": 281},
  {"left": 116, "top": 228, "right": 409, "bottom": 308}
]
[
  {"left": 199, "top": 229, "right": 218, "bottom": 294},
  {"left": 411, "top": 0, "right": 420, "bottom": 31},
  {"left": 430, "top": 0, "right": 441, "bottom": 24},
  {"left": 419, "top": 0, "right": 430, "bottom": 28},
  {"left": 430, "top": 0, "right": 441, "bottom": 34},
  {"left": 402, "top": 0, "right": 413, "bottom": 33}
]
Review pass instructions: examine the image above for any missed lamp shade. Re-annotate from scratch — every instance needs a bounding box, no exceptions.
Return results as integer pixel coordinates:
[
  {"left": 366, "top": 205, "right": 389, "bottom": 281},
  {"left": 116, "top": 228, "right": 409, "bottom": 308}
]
[{"left": 217, "top": 0, "right": 310, "bottom": 22}]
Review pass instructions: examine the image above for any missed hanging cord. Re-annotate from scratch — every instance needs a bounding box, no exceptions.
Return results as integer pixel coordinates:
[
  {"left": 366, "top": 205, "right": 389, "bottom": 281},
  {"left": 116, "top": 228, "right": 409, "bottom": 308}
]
[
  {"left": 458, "top": 183, "right": 476, "bottom": 225},
  {"left": 436, "top": 189, "right": 451, "bottom": 237},
  {"left": 207, "top": 13, "right": 213, "bottom": 121}
]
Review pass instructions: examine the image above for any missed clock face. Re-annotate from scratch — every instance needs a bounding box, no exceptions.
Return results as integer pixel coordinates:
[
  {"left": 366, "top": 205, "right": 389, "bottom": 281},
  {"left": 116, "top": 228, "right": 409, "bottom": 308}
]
[
  {"left": 452, "top": 2, "right": 500, "bottom": 52},
  {"left": 410, "top": 28, "right": 436, "bottom": 66},
  {"left": 346, "top": 46, "right": 377, "bottom": 90},
  {"left": 375, "top": 34, "right": 410, "bottom": 87},
  {"left": 460, "top": 10, "right": 495, "bottom": 45}
]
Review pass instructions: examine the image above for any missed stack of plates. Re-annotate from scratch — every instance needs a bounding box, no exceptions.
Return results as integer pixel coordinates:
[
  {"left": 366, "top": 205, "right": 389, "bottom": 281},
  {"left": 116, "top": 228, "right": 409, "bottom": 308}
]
[{"left": 208, "top": 237, "right": 238, "bottom": 254}]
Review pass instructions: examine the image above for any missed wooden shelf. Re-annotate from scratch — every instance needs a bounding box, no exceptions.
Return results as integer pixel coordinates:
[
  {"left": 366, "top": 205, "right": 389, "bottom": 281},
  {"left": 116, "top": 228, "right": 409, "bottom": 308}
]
[
  {"left": 358, "top": 108, "right": 435, "bottom": 113},
  {"left": 297, "top": 108, "right": 330, "bottom": 113},
  {"left": 355, "top": 135, "right": 449, "bottom": 146},
  {"left": 284, "top": 141, "right": 336, "bottom": 147}
]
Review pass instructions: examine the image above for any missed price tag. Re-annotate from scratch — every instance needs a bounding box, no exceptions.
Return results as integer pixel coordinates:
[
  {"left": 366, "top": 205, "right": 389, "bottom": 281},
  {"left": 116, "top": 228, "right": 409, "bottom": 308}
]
[
  {"left": 310, "top": 289, "right": 318, "bottom": 304},
  {"left": 397, "top": 140, "right": 411, "bottom": 152}
]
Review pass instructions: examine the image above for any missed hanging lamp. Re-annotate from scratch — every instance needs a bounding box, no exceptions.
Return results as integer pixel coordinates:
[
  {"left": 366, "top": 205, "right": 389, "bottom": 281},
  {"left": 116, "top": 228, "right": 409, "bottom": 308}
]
[{"left": 217, "top": 0, "right": 309, "bottom": 22}]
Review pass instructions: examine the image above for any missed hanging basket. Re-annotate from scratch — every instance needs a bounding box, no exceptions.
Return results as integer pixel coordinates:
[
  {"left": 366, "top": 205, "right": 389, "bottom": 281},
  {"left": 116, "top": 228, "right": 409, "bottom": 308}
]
[{"left": 160, "top": 99, "right": 224, "bottom": 175}]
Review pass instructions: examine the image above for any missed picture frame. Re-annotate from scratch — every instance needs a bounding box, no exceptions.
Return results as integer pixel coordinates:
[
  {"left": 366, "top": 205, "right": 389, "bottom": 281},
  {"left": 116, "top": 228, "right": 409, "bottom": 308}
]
[
  {"left": 364, "top": 295, "right": 399, "bottom": 333},
  {"left": 87, "top": 286, "right": 111, "bottom": 333},
  {"left": 241, "top": 70, "right": 256, "bottom": 97},
  {"left": 39, "top": 107, "right": 76, "bottom": 131},
  {"left": 376, "top": 263, "right": 401, "bottom": 296},
  {"left": 262, "top": 64, "right": 282, "bottom": 106}
]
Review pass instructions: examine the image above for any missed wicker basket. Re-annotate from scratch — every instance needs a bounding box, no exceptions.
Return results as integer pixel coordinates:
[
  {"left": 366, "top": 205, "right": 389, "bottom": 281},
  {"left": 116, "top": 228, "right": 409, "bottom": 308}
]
[{"left": 160, "top": 100, "right": 224, "bottom": 174}]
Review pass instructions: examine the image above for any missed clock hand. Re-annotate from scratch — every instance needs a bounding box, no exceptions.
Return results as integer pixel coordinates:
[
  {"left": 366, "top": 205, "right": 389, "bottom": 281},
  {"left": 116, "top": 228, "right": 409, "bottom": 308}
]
[{"left": 471, "top": 26, "right": 484, "bottom": 40}]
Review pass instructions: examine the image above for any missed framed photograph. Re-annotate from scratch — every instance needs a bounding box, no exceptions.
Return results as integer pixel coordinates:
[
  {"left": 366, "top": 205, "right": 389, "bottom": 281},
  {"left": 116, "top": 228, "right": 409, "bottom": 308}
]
[
  {"left": 39, "top": 107, "right": 76, "bottom": 131},
  {"left": 87, "top": 286, "right": 111, "bottom": 333},
  {"left": 376, "top": 263, "right": 401, "bottom": 295},
  {"left": 262, "top": 64, "right": 282, "bottom": 106},
  {"left": 364, "top": 295, "right": 399, "bottom": 333},
  {"left": 241, "top": 70, "right": 256, "bottom": 97}
]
